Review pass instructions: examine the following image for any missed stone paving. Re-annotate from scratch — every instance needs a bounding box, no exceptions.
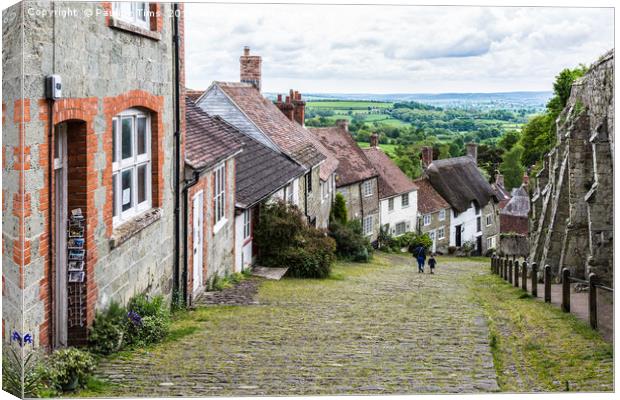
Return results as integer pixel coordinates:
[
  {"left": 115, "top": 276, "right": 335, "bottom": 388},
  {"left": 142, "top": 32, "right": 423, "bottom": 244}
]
[
  {"left": 193, "top": 277, "right": 262, "bottom": 307},
  {"left": 94, "top": 254, "right": 499, "bottom": 396}
]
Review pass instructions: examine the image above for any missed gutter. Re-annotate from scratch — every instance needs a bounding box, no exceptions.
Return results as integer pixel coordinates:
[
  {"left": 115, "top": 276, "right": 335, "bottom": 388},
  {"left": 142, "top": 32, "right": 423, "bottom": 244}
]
[{"left": 172, "top": 3, "right": 182, "bottom": 307}]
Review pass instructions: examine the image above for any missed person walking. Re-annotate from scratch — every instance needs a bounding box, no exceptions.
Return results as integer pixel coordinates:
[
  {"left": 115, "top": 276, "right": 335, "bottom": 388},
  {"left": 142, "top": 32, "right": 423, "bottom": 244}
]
[
  {"left": 428, "top": 253, "right": 437, "bottom": 274},
  {"left": 413, "top": 244, "right": 426, "bottom": 273}
]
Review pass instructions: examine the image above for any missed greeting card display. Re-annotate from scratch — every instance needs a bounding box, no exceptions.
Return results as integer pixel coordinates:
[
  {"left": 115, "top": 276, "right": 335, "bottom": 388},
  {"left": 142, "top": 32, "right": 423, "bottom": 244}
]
[{"left": 67, "top": 208, "right": 86, "bottom": 328}]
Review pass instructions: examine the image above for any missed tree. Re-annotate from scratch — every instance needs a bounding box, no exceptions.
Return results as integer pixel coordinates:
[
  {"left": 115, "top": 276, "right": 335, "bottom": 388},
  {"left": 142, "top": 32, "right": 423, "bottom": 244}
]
[
  {"left": 498, "top": 130, "right": 520, "bottom": 152},
  {"left": 331, "top": 193, "right": 347, "bottom": 224},
  {"left": 519, "top": 114, "right": 554, "bottom": 168},
  {"left": 500, "top": 144, "right": 525, "bottom": 190}
]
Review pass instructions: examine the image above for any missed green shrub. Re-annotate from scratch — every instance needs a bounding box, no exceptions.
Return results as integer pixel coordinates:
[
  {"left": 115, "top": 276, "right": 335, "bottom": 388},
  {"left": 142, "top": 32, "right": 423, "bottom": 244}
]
[
  {"left": 2, "top": 346, "right": 49, "bottom": 397},
  {"left": 255, "top": 200, "right": 337, "bottom": 277},
  {"left": 328, "top": 220, "right": 372, "bottom": 262},
  {"left": 46, "top": 347, "right": 95, "bottom": 391},
  {"left": 89, "top": 301, "right": 127, "bottom": 355},
  {"left": 125, "top": 294, "right": 170, "bottom": 347},
  {"left": 331, "top": 193, "right": 348, "bottom": 224}
]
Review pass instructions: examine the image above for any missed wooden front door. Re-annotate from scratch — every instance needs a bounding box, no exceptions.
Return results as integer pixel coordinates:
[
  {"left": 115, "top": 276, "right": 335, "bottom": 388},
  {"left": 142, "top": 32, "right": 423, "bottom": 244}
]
[{"left": 455, "top": 224, "right": 462, "bottom": 247}]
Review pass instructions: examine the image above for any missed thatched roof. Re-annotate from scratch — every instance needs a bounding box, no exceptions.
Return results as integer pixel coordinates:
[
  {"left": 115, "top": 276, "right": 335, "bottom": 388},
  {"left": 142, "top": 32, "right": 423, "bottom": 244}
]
[{"left": 426, "top": 156, "right": 497, "bottom": 213}]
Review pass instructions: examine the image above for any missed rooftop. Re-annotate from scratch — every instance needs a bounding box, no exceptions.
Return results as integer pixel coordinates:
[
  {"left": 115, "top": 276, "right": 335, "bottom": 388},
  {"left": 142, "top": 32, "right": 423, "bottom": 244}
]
[
  {"left": 413, "top": 177, "right": 450, "bottom": 214},
  {"left": 363, "top": 146, "right": 417, "bottom": 199}
]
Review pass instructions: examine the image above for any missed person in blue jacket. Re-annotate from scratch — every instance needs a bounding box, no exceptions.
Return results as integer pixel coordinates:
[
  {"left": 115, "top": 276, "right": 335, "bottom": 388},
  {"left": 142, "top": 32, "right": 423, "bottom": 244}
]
[{"left": 413, "top": 244, "right": 426, "bottom": 273}]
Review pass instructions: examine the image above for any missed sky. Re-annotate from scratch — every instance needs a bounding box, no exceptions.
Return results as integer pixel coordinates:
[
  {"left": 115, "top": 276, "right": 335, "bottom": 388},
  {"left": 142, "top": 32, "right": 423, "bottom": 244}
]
[{"left": 185, "top": 3, "right": 614, "bottom": 94}]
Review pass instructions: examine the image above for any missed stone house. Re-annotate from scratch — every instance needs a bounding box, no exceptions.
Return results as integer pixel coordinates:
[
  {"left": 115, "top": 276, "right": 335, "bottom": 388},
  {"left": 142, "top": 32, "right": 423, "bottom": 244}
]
[
  {"left": 363, "top": 134, "right": 418, "bottom": 238},
  {"left": 413, "top": 178, "right": 451, "bottom": 254},
  {"left": 194, "top": 48, "right": 337, "bottom": 229},
  {"left": 309, "top": 121, "right": 381, "bottom": 242},
  {"left": 184, "top": 101, "right": 243, "bottom": 302},
  {"left": 2, "top": 2, "right": 186, "bottom": 348},
  {"left": 422, "top": 144, "right": 500, "bottom": 255}
]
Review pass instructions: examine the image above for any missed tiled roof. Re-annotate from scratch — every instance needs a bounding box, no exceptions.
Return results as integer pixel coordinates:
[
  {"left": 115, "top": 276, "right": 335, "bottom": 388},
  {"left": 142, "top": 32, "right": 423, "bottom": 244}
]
[
  {"left": 426, "top": 156, "right": 498, "bottom": 213},
  {"left": 215, "top": 82, "right": 325, "bottom": 169},
  {"left": 308, "top": 126, "right": 377, "bottom": 187},
  {"left": 185, "top": 99, "right": 244, "bottom": 170},
  {"left": 236, "top": 134, "right": 306, "bottom": 209},
  {"left": 186, "top": 89, "right": 204, "bottom": 102},
  {"left": 363, "top": 146, "right": 417, "bottom": 198},
  {"left": 492, "top": 182, "right": 511, "bottom": 209},
  {"left": 414, "top": 177, "right": 450, "bottom": 214},
  {"left": 500, "top": 186, "right": 530, "bottom": 217}
]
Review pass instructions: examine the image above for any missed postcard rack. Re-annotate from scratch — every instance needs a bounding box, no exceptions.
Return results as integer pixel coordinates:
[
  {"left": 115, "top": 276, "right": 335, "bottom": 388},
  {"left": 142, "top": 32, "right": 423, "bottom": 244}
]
[{"left": 67, "top": 208, "right": 86, "bottom": 328}]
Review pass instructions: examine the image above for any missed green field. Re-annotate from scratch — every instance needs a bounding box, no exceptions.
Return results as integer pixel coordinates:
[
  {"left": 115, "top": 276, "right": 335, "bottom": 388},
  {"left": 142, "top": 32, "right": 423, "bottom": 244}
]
[
  {"left": 357, "top": 141, "right": 398, "bottom": 157},
  {"left": 306, "top": 101, "right": 393, "bottom": 109}
]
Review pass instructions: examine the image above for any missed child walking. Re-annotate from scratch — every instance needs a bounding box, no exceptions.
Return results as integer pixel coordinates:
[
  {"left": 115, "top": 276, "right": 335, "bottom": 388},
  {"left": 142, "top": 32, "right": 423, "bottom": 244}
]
[{"left": 428, "top": 254, "right": 437, "bottom": 274}]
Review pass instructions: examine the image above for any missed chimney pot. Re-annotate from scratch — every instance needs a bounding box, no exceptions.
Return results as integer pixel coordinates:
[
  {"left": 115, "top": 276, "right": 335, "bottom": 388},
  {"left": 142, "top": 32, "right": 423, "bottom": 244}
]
[
  {"left": 495, "top": 171, "right": 505, "bottom": 188},
  {"left": 240, "top": 47, "right": 262, "bottom": 91},
  {"left": 336, "top": 119, "right": 349, "bottom": 132},
  {"left": 421, "top": 146, "right": 433, "bottom": 169},
  {"left": 370, "top": 133, "right": 379, "bottom": 148},
  {"left": 243, "top": 46, "right": 250, "bottom": 56},
  {"left": 277, "top": 94, "right": 282, "bottom": 102},
  {"left": 285, "top": 95, "right": 290, "bottom": 103},
  {"left": 466, "top": 142, "right": 478, "bottom": 164},
  {"left": 522, "top": 172, "right": 530, "bottom": 186}
]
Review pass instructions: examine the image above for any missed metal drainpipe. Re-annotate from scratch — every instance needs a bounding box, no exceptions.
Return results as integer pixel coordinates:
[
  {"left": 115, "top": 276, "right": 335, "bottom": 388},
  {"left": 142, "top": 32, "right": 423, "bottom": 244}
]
[
  {"left": 304, "top": 170, "right": 309, "bottom": 221},
  {"left": 172, "top": 3, "right": 181, "bottom": 306},
  {"left": 47, "top": 2, "right": 56, "bottom": 348}
]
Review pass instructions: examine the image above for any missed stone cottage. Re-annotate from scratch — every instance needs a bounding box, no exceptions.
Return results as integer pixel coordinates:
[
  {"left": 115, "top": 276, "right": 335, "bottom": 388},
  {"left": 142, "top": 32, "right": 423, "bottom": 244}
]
[
  {"left": 529, "top": 50, "right": 613, "bottom": 285},
  {"left": 363, "top": 134, "right": 418, "bottom": 238},
  {"left": 413, "top": 177, "right": 452, "bottom": 254},
  {"left": 309, "top": 120, "right": 381, "bottom": 242},
  {"left": 184, "top": 101, "right": 243, "bottom": 302},
  {"left": 2, "top": 2, "right": 186, "bottom": 348},
  {"left": 422, "top": 144, "right": 500, "bottom": 255},
  {"left": 193, "top": 48, "right": 336, "bottom": 229}
]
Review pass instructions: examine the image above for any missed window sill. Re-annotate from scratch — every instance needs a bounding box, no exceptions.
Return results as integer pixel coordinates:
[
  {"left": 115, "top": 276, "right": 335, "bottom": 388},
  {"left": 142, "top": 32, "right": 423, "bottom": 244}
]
[
  {"left": 110, "top": 208, "right": 162, "bottom": 249},
  {"left": 213, "top": 218, "right": 228, "bottom": 235},
  {"left": 109, "top": 17, "right": 161, "bottom": 41}
]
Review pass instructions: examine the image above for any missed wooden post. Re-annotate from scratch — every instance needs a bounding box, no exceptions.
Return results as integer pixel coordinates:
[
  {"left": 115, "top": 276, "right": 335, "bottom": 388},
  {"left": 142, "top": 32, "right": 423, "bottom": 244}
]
[
  {"left": 508, "top": 259, "right": 513, "bottom": 284},
  {"left": 531, "top": 263, "right": 538, "bottom": 297},
  {"left": 522, "top": 261, "right": 528, "bottom": 291},
  {"left": 500, "top": 258, "right": 504, "bottom": 279},
  {"left": 589, "top": 273, "right": 597, "bottom": 330},
  {"left": 544, "top": 265, "right": 551, "bottom": 303},
  {"left": 514, "top": 260, "right": 520, "bottom": 287},
  {"left": 492, "top": 256, "right": 497, "bottom": 274},
  {"left": 504, "top": 257, "right": 509, "bottom": 280},
  {"left": 562, "top": 268, "right": 570, "bottom": 313}
]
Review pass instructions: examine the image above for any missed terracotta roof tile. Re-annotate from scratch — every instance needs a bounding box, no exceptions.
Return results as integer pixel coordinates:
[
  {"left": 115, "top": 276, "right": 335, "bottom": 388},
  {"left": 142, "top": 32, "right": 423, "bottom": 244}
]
[
  {"left": 185, "top": 99, "right": 244, "bottom": 170},
  {"left": 308, "top": 126, "right": 377, "bottom": 187},
  {"left": 186, "top": 89, "right": 204, "bottom": 102},
  {"left": 414, "top": 177, "right": 450, "bottom": 214},
  {"left": 363, "top": 146, "right": 417, "bottom": 198},
  {"left": 215, "top": 82, "right": 325, "bottom": 169}
]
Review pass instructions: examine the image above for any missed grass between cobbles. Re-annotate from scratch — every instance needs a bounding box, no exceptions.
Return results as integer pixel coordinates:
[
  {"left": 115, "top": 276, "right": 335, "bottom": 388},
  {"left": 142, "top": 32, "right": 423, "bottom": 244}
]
[{"left": 470, "top": 272, "right": 613, "bottom": 392}]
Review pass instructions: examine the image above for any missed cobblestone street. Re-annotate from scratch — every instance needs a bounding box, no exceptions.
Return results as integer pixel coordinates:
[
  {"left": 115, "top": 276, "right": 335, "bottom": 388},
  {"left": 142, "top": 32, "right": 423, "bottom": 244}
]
[{"left": 93, "top": 254, "right": 499, "bottom": 396}]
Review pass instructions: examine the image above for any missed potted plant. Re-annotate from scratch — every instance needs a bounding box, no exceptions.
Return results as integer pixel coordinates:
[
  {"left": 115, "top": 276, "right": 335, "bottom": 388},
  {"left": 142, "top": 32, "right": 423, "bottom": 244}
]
[{"left": 47, "top": 347, "right": 95, "bottom": 391}]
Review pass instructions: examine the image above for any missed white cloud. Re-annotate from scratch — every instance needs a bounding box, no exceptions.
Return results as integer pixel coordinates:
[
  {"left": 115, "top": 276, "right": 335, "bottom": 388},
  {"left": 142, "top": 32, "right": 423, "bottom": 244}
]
[{"left": 185, "top": 4, "right": 613, "bottom": 93}]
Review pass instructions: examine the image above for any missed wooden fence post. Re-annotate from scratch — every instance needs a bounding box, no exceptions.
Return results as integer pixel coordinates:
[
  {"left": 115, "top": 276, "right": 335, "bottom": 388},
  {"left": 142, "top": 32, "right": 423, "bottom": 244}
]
[
  {"left": 562, "top": 268, "right": 570, "bottom": 313},
  {"left": 508, "top": 259, "right": 513, "bottom": 284},
  {"left": 514, "top": 260, "right": 519, "bottom": 287},
  {"left": 589, "top": 273, "right": 597, "bottom": 330},
  {"left": 531, "top": 263, "right": 538, "bottom": 297},
  {"left": 500, "top": 258, "right": 505, "bottom": 279},
  {"left": 544, "top": 265, "right": 551, "bottom": 303},
  {"left": 522, "top": 261, "right": 528, "bottom": 291},
  {"left": 504, "top": 257, "right": 509, "bottom": 280}
]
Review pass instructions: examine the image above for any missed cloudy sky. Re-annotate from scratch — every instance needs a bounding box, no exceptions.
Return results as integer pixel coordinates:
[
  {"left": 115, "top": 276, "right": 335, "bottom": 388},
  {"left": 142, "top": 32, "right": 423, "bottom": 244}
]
[{"left": 185, "top": 3, "right": 613, "bottom": 94}]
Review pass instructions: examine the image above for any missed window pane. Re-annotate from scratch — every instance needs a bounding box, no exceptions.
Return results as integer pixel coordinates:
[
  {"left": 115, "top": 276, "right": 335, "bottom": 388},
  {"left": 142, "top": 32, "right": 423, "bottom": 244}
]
[
  {"left": 113, "top": 173, "right": 118, "bottom": 217},
  {"left": 137, "top": 2, "right": 147, "bottom": 21},
  {"left": 138, "top": 164, "right": 147, "bottom": 204},
  {"left": 137, "top": 117, "right": 147, "bottom": 155},
  {"left": 122, "top": 169, "right": 133, "bottom": 212},
  {"left": 122, "top": 117, "right": 133, "bottom": 160},
  {"left": 112, "top": 119, "right": 118, "bottom": 163}
]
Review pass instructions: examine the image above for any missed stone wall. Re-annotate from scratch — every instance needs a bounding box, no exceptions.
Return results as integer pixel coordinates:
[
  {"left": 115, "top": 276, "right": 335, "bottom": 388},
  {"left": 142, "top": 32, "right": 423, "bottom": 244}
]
[
  {"left": 2, "top": 1, "right": 182, "bottom": 347},
  {"left": 529, "top": 50, "right": 613, "bottom": 285},
  {"left": 336, "top": 177, "right": 380, "bottom": 241},
  {"left": 417, "top": 208, "right": 451, "bottom": 254}
]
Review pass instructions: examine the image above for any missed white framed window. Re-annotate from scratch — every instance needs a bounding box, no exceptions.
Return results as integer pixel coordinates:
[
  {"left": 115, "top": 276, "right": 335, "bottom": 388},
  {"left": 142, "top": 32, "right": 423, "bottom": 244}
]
[
  {"left": 437, "top": 227, "right": 445, "bottom": 240},
  {"left": 214, "top": 163, "right": 226, "bottom": 227},
  {"left": 113, "top": 2, "right": 150, "bottom": 29},
  {"left": 487, "top": 235, "right": 496, "bottom": 249},
  {"left": 423, "top": 214, "right": 431, "bottom": 226},
  {"left": 362, "top": 180, "right": 372, "bottom": 197},
  {"left": 285, "top": 182, "right": 294, "bottom": 204},
  {"left": 388, "top": 198, "right": 394, "bottom": 212},
  {"left": 395, "top": 221, "right": 406, "bottom": 236},
  {"left": 305, "top": 171, "right": 313, "bottom": 193},
  {"left": 439, "top": 209, "right": 446, "bottom": 221},
  {"left": 363, "top": 215, "right": 373, "bottom": 236},
  {"left": 486, "top": 213, "right": 493, "bottom": 226},
  {"left": 112, "top": 109, "right": 151, "bottom": 227},
  {"left": 401, "top": 193, "right": 409, "bottom": 208},
  {"left": 243, "top": 209, "right": 251, "bottom": 239}
]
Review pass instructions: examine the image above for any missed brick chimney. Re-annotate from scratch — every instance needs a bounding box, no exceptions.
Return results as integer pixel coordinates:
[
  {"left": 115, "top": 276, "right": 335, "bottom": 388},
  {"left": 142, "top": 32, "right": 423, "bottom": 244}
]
[
  {"left": 466, "top": 143, "right": 478, "bottom": 164},
  {"left": 240, "top": 46, "right": 262, "bottom": 91},
  {"left": 291, "top": 90, "right": 305, "bottom": 126},
  {"left": 522, "top": 172, "right": 529, "bottom": 186},
  {"left": 370, "top": 133, "right": 379, "bottom": 148},
  {"left": 275, "top": 93, "right": 294, "bottom": 121},
  {"left": 421, "top": 146, "right": 433, "bottom": 169},
  {"left": 495, "top": 171, "right": 505, "bottom": 188},
  {"left": 336, "top": 119, "right": 349, "bottom": 132}
]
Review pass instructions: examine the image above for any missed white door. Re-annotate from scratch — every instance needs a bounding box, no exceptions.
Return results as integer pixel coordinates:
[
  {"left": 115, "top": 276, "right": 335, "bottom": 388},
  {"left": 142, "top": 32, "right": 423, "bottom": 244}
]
[
  {"left": 429, "top": 230, "right": 437, "bottom": 253},
  {"left": 54, "top": 123, "right": 68, "bottom": 348},
  {"left": 192, "top": 192, "right": 204, "bottom": 295}
]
